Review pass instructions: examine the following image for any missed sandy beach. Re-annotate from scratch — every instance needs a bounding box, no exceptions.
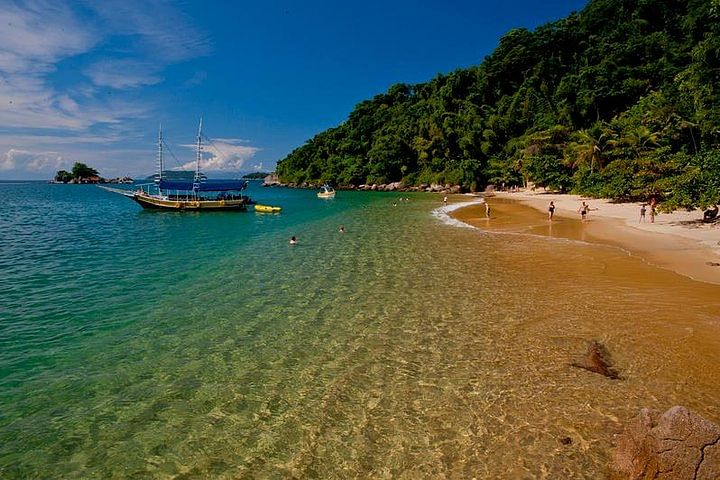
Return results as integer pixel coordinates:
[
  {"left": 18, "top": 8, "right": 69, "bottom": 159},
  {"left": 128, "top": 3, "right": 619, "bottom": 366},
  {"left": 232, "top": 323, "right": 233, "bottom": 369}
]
[{"left": 451, "top": 190, "right": 720, "bottom": 286}]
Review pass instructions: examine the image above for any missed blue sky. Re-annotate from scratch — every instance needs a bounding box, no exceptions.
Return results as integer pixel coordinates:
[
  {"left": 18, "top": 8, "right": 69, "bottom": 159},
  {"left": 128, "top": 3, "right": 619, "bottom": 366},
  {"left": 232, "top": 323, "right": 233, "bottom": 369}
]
[{"left": 0, "top": 0, "right": 588, "bottom": 180}]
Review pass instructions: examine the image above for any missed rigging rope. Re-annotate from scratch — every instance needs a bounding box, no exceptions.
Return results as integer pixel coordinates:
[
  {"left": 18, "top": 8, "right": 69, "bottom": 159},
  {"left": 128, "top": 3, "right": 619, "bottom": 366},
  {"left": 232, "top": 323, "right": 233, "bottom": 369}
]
[
  {"left": 161, "top": 139, "right": 185, "bottom": 170},
  {"left": 159, "top": 131, "right": 232, "bottom": 173}
]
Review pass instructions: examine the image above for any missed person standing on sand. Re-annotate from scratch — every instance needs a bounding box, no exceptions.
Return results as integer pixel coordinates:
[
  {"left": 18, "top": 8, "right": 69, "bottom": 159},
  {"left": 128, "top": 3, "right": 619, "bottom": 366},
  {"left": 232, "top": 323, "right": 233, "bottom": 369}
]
[
  {"left": 579, "top": 201, "right": 590, "bottom": 222},
  {"left": 650, "top": 203, "right": 656, "bottom": 223},
  {"left": 639, "top": 204, "right": 647, "bottom": 223},
  {"left": 548, "top": 201, "right": 555, "bottom": 221},
  {"left": 648, "top": 198, "right": 658, "bottom": 223}
]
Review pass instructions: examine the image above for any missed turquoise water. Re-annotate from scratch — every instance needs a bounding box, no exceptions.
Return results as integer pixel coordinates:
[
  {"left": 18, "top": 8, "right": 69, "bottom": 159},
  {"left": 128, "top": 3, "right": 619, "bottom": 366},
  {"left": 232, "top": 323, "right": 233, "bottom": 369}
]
[
  {"left": 2, "top": 182, "right": 719, "bottom": 479},
  {"left": 0, "top": 182, "right": 459, "bottom": 477}
]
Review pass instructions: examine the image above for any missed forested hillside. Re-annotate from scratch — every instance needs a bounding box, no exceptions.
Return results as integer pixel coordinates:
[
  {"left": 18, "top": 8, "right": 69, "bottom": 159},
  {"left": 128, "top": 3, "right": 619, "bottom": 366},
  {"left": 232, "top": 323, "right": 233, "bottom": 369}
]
[{"left": 276, "top": 0, "right": 720, "bottom": 209}]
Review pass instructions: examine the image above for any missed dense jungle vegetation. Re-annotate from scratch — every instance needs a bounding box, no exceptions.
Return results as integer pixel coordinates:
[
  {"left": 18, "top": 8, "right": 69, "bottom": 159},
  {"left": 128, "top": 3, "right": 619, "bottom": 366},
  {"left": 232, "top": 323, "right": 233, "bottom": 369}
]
[{"left": 276, "top": 0, "right": 720, "bottom": 210}]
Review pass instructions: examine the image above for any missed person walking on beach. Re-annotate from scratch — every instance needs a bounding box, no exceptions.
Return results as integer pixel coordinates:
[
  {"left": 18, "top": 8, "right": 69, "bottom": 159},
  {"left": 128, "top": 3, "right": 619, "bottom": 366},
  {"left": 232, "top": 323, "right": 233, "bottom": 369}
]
[
  {"left": 579, "top": 201, "right": 590, "bottom": 222},
  {"left": 639, "top": 204, "right": 647, "bottom": 223},
  {"left": 649, "top": 199, "right": 657, "bottom": 223},
  {"left": 484, "top": 201, "right": 491, "bottom": 218},
  {"left": 548, "top": 201, "right": 555, "bottom": 221}
]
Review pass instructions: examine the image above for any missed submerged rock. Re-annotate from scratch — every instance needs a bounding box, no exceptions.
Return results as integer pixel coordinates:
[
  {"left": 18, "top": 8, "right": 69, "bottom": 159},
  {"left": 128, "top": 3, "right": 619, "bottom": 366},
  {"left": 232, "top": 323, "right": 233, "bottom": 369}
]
[
  {"left": 611, "top": 406, "right": 720, "bottom": 480},
  {"left": 571, "top": 340, "right": 621, "bottom": 379}
]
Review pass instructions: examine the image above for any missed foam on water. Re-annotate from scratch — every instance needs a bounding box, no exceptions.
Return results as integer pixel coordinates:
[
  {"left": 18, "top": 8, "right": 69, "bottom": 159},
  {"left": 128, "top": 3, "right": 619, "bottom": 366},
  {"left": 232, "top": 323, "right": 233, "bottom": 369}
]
[{"left": 431, "top": 196, "right": 485, "bottom": 229}]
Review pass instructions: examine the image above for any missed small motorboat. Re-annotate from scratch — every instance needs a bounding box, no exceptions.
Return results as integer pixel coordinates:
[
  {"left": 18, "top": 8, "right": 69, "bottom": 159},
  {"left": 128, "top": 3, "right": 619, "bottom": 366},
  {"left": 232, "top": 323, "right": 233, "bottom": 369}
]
[
  {"left": 317, "top": 184, "right": 336, "bottom": 198},
  {"left": 254, "top": 204, "right": 282, "bottom": 213}
]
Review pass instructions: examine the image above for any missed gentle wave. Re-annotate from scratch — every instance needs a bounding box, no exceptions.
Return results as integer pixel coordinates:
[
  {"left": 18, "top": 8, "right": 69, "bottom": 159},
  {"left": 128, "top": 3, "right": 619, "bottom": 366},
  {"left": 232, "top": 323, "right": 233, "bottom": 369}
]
[{"left": 430, "top": 197, "right": 485, "bottom": 229}]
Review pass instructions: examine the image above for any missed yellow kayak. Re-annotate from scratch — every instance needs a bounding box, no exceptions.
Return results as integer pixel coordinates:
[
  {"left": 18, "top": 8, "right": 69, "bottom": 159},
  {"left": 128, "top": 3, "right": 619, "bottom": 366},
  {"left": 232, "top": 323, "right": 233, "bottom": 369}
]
[{"left": 254, "top": 204, "right": 282, "bottom": 213}]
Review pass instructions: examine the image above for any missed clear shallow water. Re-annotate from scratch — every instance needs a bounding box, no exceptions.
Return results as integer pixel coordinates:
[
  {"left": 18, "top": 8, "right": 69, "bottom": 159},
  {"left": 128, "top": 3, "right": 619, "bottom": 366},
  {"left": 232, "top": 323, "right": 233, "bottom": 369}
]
[{"left": 1, "top": 183, "right": 719, "bottom": 479}]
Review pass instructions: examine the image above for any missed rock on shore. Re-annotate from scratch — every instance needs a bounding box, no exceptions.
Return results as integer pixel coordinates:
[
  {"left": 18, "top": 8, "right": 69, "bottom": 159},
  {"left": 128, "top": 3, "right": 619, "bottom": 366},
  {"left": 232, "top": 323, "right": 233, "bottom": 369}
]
[
  {"left": 261, "top": 176, "right": 464, "bottom": 193},
  {"left": 611, "top": 406, "right": 720, "bottom": 479},
  {"left": 262, "top": 173, "right": 281, "bottom": 186}
]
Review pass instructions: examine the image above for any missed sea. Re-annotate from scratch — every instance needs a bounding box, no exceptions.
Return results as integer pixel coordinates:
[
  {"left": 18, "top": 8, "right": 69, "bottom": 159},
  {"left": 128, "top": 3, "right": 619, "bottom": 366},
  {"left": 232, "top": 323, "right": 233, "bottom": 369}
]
[{"left": 1, "top": 181, "right": 719, "bottom": 479}]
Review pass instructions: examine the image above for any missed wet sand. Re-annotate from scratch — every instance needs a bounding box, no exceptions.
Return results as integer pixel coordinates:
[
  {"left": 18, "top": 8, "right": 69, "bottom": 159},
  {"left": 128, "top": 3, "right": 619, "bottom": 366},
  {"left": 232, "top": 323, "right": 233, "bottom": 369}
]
[
  {"left": 453, "top": 195, "right": 720, "bottom": 285},
  {"left": 444, "top": 195, "right": 720, "bottom": 476}
]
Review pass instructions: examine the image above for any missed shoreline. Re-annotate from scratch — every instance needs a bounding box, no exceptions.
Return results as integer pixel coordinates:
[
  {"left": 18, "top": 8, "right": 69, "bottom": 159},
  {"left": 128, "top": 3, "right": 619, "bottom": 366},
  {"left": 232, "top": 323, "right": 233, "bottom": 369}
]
[{"left": 449, "top": 190, "right": 720, "bottom": 286}]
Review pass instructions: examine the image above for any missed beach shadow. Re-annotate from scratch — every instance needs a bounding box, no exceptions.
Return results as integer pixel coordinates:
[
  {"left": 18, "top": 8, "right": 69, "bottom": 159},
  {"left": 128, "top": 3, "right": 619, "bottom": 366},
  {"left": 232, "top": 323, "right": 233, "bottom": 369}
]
[{"left": 673, "top": 219, "right": 715, "bottom": 229}]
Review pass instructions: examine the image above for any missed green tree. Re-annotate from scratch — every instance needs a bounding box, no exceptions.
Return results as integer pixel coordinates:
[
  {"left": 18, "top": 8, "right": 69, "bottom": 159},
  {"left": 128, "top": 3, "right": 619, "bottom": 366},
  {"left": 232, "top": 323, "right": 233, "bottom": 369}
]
[
  {"left": 613, "top": 125, "right": 660, "bottom": 159},
  {"left": 54, "top": 170, "right": 73, "bottom": 183},
  {"left": 274, "top": 0, "right": 720, "bottom": 210},
  {"left": 71, "top": 162, "right": 99, "bottom": 179},
  {"left": 659, "top": 149, "right": 720, "bottom": 210},
  {"left": 564, "top": 124, "right": 608, "bottom": 174}
]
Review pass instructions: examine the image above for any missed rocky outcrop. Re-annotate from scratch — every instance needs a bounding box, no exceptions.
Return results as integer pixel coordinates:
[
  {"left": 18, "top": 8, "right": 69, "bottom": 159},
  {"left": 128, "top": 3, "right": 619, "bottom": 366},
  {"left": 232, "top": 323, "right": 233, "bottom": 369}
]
[
  {"left": 611, "top": 406, "right": 720, "bottom": 480},
  {"left": 264, "top": 176, "right": 464, "bottom": 193},
  {"left": 262, "top": 173, "right": 281, "bottom": 186},
  {"left": 355, "top": 182, "right": 461, "bottom": 193},
  {"left": 571, "top": 340, "right": 621, "bottom": 379}
]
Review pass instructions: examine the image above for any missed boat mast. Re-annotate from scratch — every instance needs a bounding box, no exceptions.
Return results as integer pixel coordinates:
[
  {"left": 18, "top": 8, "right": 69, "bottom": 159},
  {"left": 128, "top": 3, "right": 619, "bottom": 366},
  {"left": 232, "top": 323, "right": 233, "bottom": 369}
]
[
  {"left": 156, "top": 124, "right": 163, "bottom": 193},
  {"left": 194, "top": 117, "right": 203, "bottom": 195}
]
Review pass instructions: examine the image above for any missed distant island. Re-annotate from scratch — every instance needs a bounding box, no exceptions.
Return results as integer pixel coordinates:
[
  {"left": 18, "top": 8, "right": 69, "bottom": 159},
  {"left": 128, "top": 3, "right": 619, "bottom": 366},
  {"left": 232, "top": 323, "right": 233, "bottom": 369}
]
[
  {"left": 276, "top": 0, "right": 720, "bottom": 212},
  {"left": 52, "top": 162, "right": 133, "bottom": 184},
  {"left": 242, "top": 172, "right": 272, "bottom": 179}
]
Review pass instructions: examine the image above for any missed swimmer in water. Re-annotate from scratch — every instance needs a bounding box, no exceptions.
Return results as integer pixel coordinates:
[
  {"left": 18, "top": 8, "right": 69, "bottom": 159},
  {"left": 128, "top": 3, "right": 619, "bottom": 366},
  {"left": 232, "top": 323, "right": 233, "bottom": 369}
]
[{"left": 290, "top": 236, "right": 297, "bottom": 245}]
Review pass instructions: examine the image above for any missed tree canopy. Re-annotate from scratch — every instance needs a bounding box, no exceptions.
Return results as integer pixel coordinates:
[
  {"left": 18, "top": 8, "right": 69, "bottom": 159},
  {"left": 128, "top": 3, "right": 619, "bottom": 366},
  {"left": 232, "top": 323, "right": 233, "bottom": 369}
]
[
  {"left": 54, "top": 163, "right": 100, "bottom": 182},
  {"left": 70, "top": 162, "right": 99, "bottom": 179},
  {"left": 242, "top": 172, "right": 272, "bottom": 179},
  {"left": 276, "top": 0, "right": 720, "bottom": 210}
]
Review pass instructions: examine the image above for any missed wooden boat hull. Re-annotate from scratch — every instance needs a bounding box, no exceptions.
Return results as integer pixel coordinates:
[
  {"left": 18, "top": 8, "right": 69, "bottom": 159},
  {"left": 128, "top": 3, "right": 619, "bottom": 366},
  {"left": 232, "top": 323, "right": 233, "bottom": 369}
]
[{"left": 133, "top": 194, "right": 248, "bottom": 211}]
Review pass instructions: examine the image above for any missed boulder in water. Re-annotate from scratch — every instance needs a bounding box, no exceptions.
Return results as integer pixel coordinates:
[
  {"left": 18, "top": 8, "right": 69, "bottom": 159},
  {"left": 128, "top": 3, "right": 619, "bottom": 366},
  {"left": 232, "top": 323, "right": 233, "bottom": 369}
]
[{"left": 571, "top": 340, "right": 621, "bottom": 379}]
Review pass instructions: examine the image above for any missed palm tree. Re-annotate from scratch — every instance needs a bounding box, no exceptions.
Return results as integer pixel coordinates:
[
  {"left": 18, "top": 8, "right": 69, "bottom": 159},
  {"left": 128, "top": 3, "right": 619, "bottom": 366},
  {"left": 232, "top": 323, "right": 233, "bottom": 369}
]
[
  {"left": 617, "top": 125, "right": 659, "bottom": 159},
  {"left": 564, "top": 125, "right": 607, "bottom": 174}
]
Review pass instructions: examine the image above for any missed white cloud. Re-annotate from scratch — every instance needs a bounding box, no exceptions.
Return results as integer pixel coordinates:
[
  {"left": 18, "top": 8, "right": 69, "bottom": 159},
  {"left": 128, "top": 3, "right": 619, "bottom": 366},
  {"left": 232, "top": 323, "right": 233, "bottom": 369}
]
[
  {"left": 0, "top": 2, "right": 159, "bottom": 130},
  {"left": 184, "top": 71, "right": 207, "bottom": 87},
  {"left": 86, "top": 0, "right": 211, "bottom": 62},
  {"left": 0, "top": 71, "right": 152, "bottom": 129},
  {"left": 0, "top": 151, "right": 14, "bottom": 171},
  {"left": 0, "top": 1, "right": 97, "bottom": 74},
  {"left": 1, "top": 148, "right": 65, "bottom": 172},
  {"left": 0, "top": 2, "right": 99, "bottom": 129},
  {"left": 0, "top": 1, "right": 212, "bottom": 178},
  {"left": 56, "top": 95, "right": 80, "bottom": 114},
  {"left": 0, "top": 1, "right": 208, "bottom": 126},
  {"left": 0, "top": 132, "right": 123, "bottom": 146},
  {"left": 79, "top": 1, "right": 211, "bottom": 91},
  {"left": 84, "top": 59, "right": 162, "bottom": 90},
  {"left": 177, "top": 140, "right": 260, "bottom": 171}
]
